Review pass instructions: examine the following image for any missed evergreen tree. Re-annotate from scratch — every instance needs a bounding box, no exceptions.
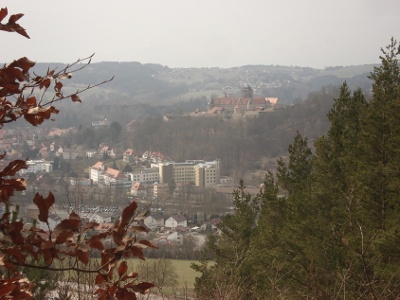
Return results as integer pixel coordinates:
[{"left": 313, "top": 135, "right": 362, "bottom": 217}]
[
  {"left": 312, "top": 38, "right": 400, "bottom": 298},
  {"left": 244, "top": 172, "right": 289, "bottom": 299},
  {"left": 313, "top": 82, "right": 369, "bottom": 299},
  {"left": 355, "top": 38, "right": 400, "bottom": 297},
  {"left": 193, "top": 180, "right": 260, "bottom": 299},
  {"left": 193, "top": 38, "right": 400, "bottom": 300}
]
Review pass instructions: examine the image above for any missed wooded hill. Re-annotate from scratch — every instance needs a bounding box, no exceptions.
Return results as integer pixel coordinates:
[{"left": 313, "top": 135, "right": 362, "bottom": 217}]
[
  {"left": 59, "top": 85, "right": 338, "bottom": 183},
  {"left": 25, "top": 60, "right": 375, "bottom": 129},
  {"left": 24, "top": 62, "right": 372, "bottom": 183},
  {"left": 26, "top": 61, "right": 376, "bottom": 183}
]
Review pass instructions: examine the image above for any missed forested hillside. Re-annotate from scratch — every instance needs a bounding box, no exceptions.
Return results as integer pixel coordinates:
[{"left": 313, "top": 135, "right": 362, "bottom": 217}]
[
  {"left": 23, "top": 61, "right": 375, "bottom": 131},
  {"left": 60, "top": 85, "right": 337, "bottom": 183},
  {"left": 193, "top": 39, "right": 400, "bottom": 299}
]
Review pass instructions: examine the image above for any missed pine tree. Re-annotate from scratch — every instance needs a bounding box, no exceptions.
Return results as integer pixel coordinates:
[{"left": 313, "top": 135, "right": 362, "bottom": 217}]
[
  {"left": 355, "top": 38, "right": 400, "bottom": 297},
  {"left": 312, "top": 38, "right": 400, "bottom": 298}
]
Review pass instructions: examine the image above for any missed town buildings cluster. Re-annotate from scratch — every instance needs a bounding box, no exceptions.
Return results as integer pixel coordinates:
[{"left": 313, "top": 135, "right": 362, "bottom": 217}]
[{"left": 89, "top": 158, "right": 222, "bottom": 197}]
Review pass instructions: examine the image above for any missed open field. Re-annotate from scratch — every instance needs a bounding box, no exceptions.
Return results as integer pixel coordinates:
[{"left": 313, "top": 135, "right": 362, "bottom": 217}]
[{"left": 128, "top": 258, "right": 203, "bottom": 293}]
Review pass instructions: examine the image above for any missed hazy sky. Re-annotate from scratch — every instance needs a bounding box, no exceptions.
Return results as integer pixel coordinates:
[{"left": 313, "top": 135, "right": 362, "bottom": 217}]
[{"left": 2, "top": 0, "right": 400, "bottom": 68}]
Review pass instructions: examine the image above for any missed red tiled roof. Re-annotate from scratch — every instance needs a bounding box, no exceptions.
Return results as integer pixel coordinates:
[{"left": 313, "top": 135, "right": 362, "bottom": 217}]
[
  {"left": 92, "top": 162, "right": 104, "bottom": 170},
  {"left": 103, "top": 168, "right": 126, "bottom": 179},
  {"left": 92, "top": 162, "right": 126, "bottom": 179},
  {"left": 266, "top": 97, "right": 279, "bottom": 105},
  {"left": 132, "top": 182, "right": 145, "bottom": 190},
  {"left": 212, "top": 97, "right": 267, "bottom": 106}
]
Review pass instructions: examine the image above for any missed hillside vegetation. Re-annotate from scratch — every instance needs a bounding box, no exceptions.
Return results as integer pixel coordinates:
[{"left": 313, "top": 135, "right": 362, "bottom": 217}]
[{"left": 193, "top": 39, "right": 400, "bottom": 299}]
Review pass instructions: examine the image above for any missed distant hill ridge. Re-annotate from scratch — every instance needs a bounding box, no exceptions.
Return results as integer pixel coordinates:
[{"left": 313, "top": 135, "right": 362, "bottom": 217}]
[{"left": 28, "top": 61, "right": 376, "bottom": 105}]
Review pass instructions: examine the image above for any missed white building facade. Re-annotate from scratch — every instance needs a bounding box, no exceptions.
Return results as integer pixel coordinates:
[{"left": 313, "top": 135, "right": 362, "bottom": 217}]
[{"left": 20, "top": 160, "right": 53, "bottom": 175}]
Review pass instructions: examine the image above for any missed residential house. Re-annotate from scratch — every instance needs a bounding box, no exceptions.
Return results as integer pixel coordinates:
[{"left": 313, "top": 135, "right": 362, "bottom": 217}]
[
  {"left": 90, "top": 162, "right": 129, "bottom": 186},
  {"left": 99, "top": 146, "right": 116, "bottom": 159},
  {"left": 167, "top": 231, "right": 183, "bottom": 245},
  {"left": 131, "top": 182, "right": 146, "bottom": 197},
  {"left": 123, "top": 148, "right": 136, "bottom": 164},
  {"left": 141, "top": 151, "right": 165, "bottom": 163},
  {"left": 200, "top": 218, "right": 222, "bottom": 234},
  {"left": 165, "top": 214, "right": 187, "bottom": 228},
  {"left": 86, "top": 149, "right": 98, "bottom": 158},
  {"left": 144, "top": 213, "right": 165, "bottom": 231}
]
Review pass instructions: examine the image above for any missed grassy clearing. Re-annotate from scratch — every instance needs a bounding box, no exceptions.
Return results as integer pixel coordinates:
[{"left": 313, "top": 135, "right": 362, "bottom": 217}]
[{"left": 128, "top": 258, "right": 201, "bottom": 289}]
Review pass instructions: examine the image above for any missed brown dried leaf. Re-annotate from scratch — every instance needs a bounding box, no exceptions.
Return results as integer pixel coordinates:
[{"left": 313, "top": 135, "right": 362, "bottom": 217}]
[
  {"left": 8, "top": 221, "right": 24, "bottom": 245},
  {"left": 54, "top": 81, "right": 63, "bottom": 93},
  {"left": 129, "top": 245, "right": 144, "bottom": 260},
  {"left": 39, "top": 78, "right": 51, "bottom": 89},
  {"left": 95, "top": 274, "right": 106, "bottom": 285},
  {"left": 42, "top": 240, "right": 54, "bottom": 250},
  {"left": 76, "top": 249, "right": 89, "bottom": 264},
  {"left": 2, "top": 247, "right": 25, "bottom": 265},
  {"left": 9, "top": 57, "right": 35, "bottom": 73},
  {"left": 9, "top": 13, "right": 23, "bottom": 23},
  {"left": 130, "top": 282, "right": 155, "bottom": 294},
  {"left": 25, "top": 97, "right": 36, "bottom": 107},
  {"left": 24, "top": 106, "right": 59, "bottom": 126},
  {"left": 119, "top": 201, "right": 138, "bottom": 229},
  {"left": 116, "top": 288, "right": 137, "bottom": 300},
  {"left": 88, "top": 239, "right": 104, "bottom": 250},
  {"left": 94, "top": 288, "right": 107, "bottom": 300},
  {"left": 54, "top": 211, "right": 81, "bottom": 232},
  {"left": 71, "top": 94, "right": 81, "bottom": 102},
  {"left": 118, "top": 261, "right": 128, "bottom": 278},
  {"left": 0, "top": 8, "right": 7, "bottom": 22},
  {"left": 56, "top": 230, "right": 73, "bottom": 244},
  {"left": 32, "top": 192, "right": 55, "bottom": 223},
  {"left": 0, "top": 159, "right": 28, "bottom": 177}
]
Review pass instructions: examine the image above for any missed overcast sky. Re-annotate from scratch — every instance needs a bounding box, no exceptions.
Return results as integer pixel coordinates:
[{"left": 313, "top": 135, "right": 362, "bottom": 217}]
[{"left": 2, "top": 0, "right": 400, "bottom": 69}]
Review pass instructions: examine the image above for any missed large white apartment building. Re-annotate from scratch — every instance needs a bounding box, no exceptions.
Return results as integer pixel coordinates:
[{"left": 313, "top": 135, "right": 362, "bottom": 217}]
[
  {"left": 158, "top": 160, "right": 220, "bottom": 188},
  {"left": 20, "top": 160, "right": 53, "bottom": 175}
]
